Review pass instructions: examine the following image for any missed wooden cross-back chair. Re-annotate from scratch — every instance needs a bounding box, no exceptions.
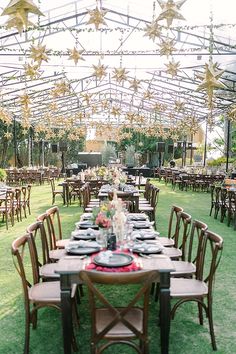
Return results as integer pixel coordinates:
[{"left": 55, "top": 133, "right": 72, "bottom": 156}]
[
  {"left": 171, "top": 219, "right": 208, "bottom": 277},
  {"left": 158, "top": 205, "right": 184, "bottom": 247},
  {"left": 12, "top": 233, "right": 78, "bottom": 354},
  {"left": 170, "top": 230, "right": 223, "bottom": 351},
  {"left": 162, "top": 211, "right": 192, "bottom": 260},
  {"left": 80, "top": 269, "right": 158, "bottom": 354}
]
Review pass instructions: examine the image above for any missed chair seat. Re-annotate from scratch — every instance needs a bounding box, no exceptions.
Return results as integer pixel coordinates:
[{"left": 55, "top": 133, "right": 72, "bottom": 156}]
[
  {"left": 162, "top": 247, "right": 182, "bottom": 258},
  {"left": 170, "top": 278, "right": 208, "bottom": 297},
  {"left": 96, "top": 307, "right": 143, "bottom": 338},
  {"left": 39, "top": 263, "right": 60, "bottom": 278},
  {"left": 54, "top": 190, "right": 63, "bottom": 194},
  {"left": 49, "top": 249, "right": 66, "bottom": 260},
  {"left": 56, "top": 238, "right": 70, "bottom": 248},
  {"left": 29, "top": 281, "right": 77, "bottom": 302},
  {"left": 158, "top": 237, "right": 174, "bottom": 247},
  {"left": 171, "top": 261, "right": 196, "bottom": 276},
  {"left": 29, "top": 281, "right": 61, "bottom": 302}
]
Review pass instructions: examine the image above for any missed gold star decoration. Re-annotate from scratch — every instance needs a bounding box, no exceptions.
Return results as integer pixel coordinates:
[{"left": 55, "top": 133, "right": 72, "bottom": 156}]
[
  {"left": 87, "top": 6, "right": 107, "bottom": 30},
  {"left": 156, "top": 0, "right": 187, "bottom": 27},
  {"left": 143, "top": 90, "right": 154, "bottom": 100},
  {"left": 24, "top": 62, "right": 40, "bottom": 79},
  {"left": 91, "top": 105, "right": 98, "bottom": 114},
  {"left": 51, "top": 80, "right": 71, "bottom": 97},
  {"left": 112, "top": 67, "right": 129, "bottom": 84},
  {"left": 126, "top": 111, "right": 136, "bottom": 123},
  {"left": 175, "top": 100, "right": 185, "bottom": 112},
  {"left": 196, "top": 62, "right": 226, "bottom": 108},
  {"left": 165, "top": 59, "right": 180, "bottom": 77},
  {"left": 1, "top": 0, "right": 44, "bottom": 33},
  {"left": 129, "top": 78, "right": 141, "bottom": 92},
  {"left": 4, "top": 131, "right": 12, "bottom": 140},
  {"left": 111, "top": 106, "right": 121, "bottom": 117},
  {"left": 143, "top": 20, "right": 161, "bottom": 42},
  {"left": 92, "top": 60, "right": 107, "bottom": 80},
  {"left": 19, "top": 92, "right": 31, "bottom": 107},
  {"left": 68, "top": 47, "right": 85, "bottom": 65},
  {"left": 158, "top": 38, "right": 176, "bottom": 57},
  {"left": 101, "top": 100, "right": 110, "bottom": 110},
  {"left": 82, "top": 93, "right": 92, "bottom": 105},
  {"left": 30, "top": 43, "right": 49, "bottom": 66},
  {"left": 48, "top": 102, "right": 58, "bottom": 111},
  {"left": 228, "top": 105, "right": 236, "bottom": 122},
  {"left": 5, "top": 13, "right": 34, "bottom": 34}
]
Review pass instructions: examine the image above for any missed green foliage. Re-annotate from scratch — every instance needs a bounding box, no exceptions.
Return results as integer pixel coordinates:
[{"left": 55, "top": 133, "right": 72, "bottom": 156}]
[
  {"left": 0, "top": 168, "right": 6, "bottom": 181},
  {"left": 101, "top": 143, "right": 117, "bottom": 165},
  {"left": 125, "top": 144, "right": 136, "bottom": 167},
  {"left": 207, "top": 156, "right": 235, "bottom": 167}
]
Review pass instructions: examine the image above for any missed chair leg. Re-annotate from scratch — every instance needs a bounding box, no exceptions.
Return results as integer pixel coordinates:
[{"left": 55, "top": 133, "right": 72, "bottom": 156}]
[
  {"left": 207, "top": 301, "right": 217, "bottom": 351},
  {"left": 198, "top": 302, "right": 203, "bottom": 325},
  {"left": 24, "top": 313, "right": 30, "bottom": 354}
]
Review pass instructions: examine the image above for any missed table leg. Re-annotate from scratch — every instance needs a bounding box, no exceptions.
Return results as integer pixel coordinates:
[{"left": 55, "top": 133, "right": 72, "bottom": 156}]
[
  {"left": 62, "top": 184, "right": 66, "bottom": 205},
  {"left": 159, "top": 271, "right": 171, "bottom": 354},
  {"left": 60, "top": 274, "right": 73, "bottom": 354}
]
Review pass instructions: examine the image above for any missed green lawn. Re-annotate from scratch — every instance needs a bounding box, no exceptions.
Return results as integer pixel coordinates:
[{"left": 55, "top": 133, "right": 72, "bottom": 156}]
[{"left": 0, "top": 180, "right": 235, "bottom": 354}]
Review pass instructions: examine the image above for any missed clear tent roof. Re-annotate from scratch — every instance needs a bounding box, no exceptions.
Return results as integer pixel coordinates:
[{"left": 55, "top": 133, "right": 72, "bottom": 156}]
[{"left": 0, "top": 0, "right": 235, "bottom": 136}]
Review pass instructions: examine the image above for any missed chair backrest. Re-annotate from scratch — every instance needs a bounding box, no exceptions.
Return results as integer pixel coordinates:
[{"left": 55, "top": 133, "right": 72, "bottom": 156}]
[
  {"left": 174, "top": 211, "right": 192, "bottom": 260},
  {"left": 80, "top": 269, "right": 158, "bottom": 352},
  {"left": 186, "top": 219, "right": 208, "bottom": 268},
  {"left": 46, "top": 206, "right": 63, "bottom": 247},
  {"left": 50, "top": 178, "right": 55, "bottom": 192},
  {"left": 167, "top": 205, "right": 184, "bottom": 239},
  {"left": 26, "top": 221, "right": 50, "bottom": 265},
  {"left": 196, "top": 230, "right": 223, "bottom": 294},
  {"left": 150, "top": 187, "right": 160, "bottom": 208},
  {"left": 11, "top": 234, "right": 39, "bottom": 307}
]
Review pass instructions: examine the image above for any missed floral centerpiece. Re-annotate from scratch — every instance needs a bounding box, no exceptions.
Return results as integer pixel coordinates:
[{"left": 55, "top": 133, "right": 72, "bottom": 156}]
[{"left": 92, "top": 201, "right": 115, "bottom": 229}]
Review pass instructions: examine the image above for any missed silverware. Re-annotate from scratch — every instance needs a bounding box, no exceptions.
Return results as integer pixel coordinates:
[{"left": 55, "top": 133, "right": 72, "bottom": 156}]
[{"left": 139, "top": 253, "right": 152, "bottom": 259}]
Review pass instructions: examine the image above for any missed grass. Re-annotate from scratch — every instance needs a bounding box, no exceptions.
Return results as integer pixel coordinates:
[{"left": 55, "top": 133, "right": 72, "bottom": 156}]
[{"left": 0, "top": 180, "right": 235, "bottom": 353}]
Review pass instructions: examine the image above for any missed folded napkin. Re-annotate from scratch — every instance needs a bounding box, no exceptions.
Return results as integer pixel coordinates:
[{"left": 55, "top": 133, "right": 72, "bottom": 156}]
[
  {"left": 132, "top": 242, "right": 163, "bottom": 253},
  {"left": 67, "top": 240, "right": 100, "bottom": 250},
  {"left": 71, "top": 228, "right": 98, "bottom": 237},
  {"left": 131, "top": 230, "right": 160, "bottom": 239},
  {"left": 131, "top": 221, "right": 154, "bottom": 228}
]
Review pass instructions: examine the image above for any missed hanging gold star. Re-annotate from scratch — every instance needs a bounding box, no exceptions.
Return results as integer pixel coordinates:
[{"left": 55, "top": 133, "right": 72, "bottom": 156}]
[
  {"left": 165, "top": 59, "right": 180, "bottom": 77},
  {"left": 92, "top": 60, "right": 107, "bottom": 80},
  {"left": 129, "top": 78, "right": 141, "bottom": 92},
  {"left": 52, "top": 80, "right": 71, "bottom": 97},
  {"left": 156, "top": 0, "right": 187, "bottom": 27},
  {"left": 48, "top": 102, "right": 58, "bottom": 111},
  {"left": 30, "top": 43, "right": 49, "bottom": 66},
  {"left": 1, "top": 0, "right": 44, "bottom": 32},
  {"left": 196, "top": 62, "right": 226, "bottom": 107},
  {"left": 111, "top": 106, "right": 121, "bottom": 117},
  {"left": 175, "top": 100, "right": 185, "bottom": 112},
  {"left": 158, "top": 38, "right": 176, "bottom": 56},
  {"left": 68, "top": 47, "right": 85, "bottom": 65},
  {"left": 87, "top": 6, "right": 107, "bottom": 30},
  {"left": 5, "top": 13, "right": 34, "bottom": 34},
  {"left": 20, "top": 92, "right": 30, "bottom": 107},
  {"left": 91, "top": 105, "right": 98, "bottom": 114},
  {"left": 4, "top": 131, "right": 12, "bottom": 140},
  {"left": 126, "top": 111, "right": 135, "bottom": 123},
  {"left": 82, "top": 93, "right": 92, "bottom": 105},
  {"left": 143, "top": 20, "right": 161, "bottom": 42},
  {"left": 112, "top": 67, "right": 129, "bottom": 84},
  {"left": 24, "top": 62, "right": 40, "bottom": 79},
  {"left": 143, "top": 90, "right": 154, "bottom": 100},
  {"left": 101, "top": 99, "right": 109, "bottom": 110}
]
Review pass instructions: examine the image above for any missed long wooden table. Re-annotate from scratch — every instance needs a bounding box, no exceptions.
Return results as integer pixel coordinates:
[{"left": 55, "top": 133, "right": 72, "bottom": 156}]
[{"left": 56, "top": 254, "right": 174, "bottom": 354}]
